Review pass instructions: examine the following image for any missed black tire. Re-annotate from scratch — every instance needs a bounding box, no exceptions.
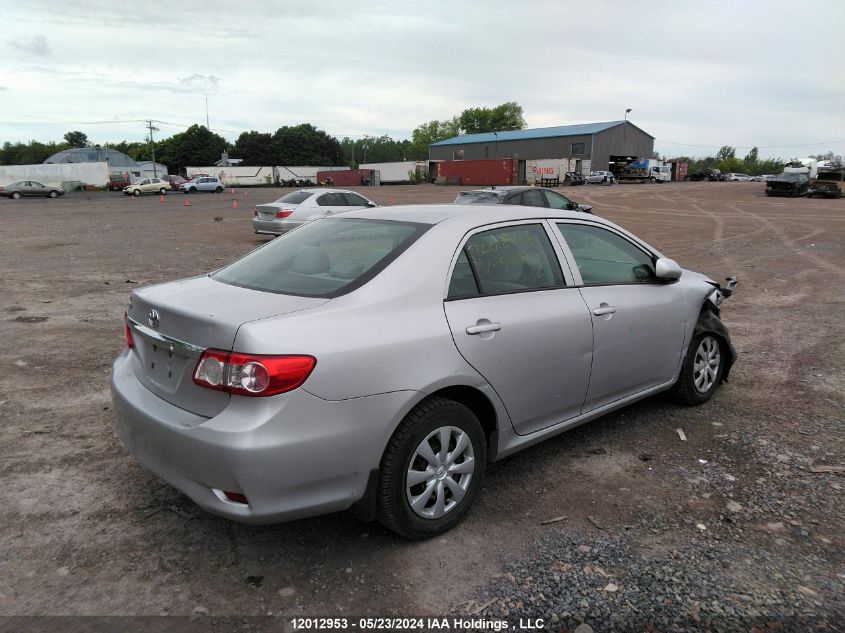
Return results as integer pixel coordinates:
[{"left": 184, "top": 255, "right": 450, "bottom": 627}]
[
  {"left": 11, "top": 192, "right": 21, "bottom": 199},
  {"left": 215, "top": 186, "right": 224, "bottom": 193},
  {"left": 159, "top": 188, "right": 167, "bottom": 195},
  {"left": 671, "top": 333, "right": 725, "bottom": 406},
  {"left": 133, "top": 189, "right": 141, "bottom": 197},
  {"left": 378, "top": 397, "right": 486, "bottom": 539},
  {"left": 48, "top": 190, "right": 59, "bottom": 198},
  {"left": 189, "top": 187, "right": 197, "bottom": 194}
]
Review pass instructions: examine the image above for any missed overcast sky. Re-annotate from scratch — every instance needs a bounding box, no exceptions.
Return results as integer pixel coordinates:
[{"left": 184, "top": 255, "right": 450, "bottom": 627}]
[{"left": 2, "top": 0, "right": 844, "bottom": 159}]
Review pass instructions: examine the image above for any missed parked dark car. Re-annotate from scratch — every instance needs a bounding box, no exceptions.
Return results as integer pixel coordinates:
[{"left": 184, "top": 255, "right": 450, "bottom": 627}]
[
  {"left": 564, "top": 172, "right": 586, "bottom": 186},
  {"left": 455, "top": 186, "right": 592, "bottom": 213},
  {"left": 0, "top": 180, "right": 65, "bottom": 198},
  {"left": 163, "top": 175, "right": 187, "bottom": 191},
  {"left": 686, "top": 169, "right": 721, "bottom": 182},
  {"left": 808, "top": 167, "right": 844, "bottom": 199},
  {"left": 765, "top": 173, "right": 810, "bottom": 197}
]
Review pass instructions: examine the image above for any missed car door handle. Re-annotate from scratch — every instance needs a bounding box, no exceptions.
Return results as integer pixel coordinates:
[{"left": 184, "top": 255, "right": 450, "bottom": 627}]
[
  {"left": 466, "top": 322, "right": 502, "bottom": 335},
  {"left": 592, "top": 304, "right": 617, "bottom": 316}
]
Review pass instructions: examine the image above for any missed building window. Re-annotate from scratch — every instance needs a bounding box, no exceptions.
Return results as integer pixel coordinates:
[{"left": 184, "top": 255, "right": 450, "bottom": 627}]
[
  {"left": 571, "top": 143, "right": 585, "bottom": 155},
  {"left": 453, "top": 149, "right": 464, "bottom": 160}
]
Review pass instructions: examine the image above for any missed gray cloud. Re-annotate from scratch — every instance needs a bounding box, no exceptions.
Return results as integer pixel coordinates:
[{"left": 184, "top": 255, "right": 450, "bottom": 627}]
[
  {"left": 179, "top": 74, "right": 221, "bottom": 90},
  {"left": 9, "top": 34, "right": 50, "bottom": 56}
]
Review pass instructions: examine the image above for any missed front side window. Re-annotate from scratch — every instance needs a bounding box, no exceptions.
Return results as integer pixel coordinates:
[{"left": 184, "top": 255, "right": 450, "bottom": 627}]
[
  {"left": 557, "top": 223, "right": 655, "bottom": 285},
  {"left": 449, "top": 224, "right": 564, "bottom": 297},
  {"left": 344, "top": 193, "right": 370, "bottom": 206},
  {"left": 517, "top": 189, "right": 545, "bottom": 207},
  {"left": 214, "top": 218, "right": 428, "bottom": 298},
  {"left": 543, "top": 190, "right": 574, "bottom": 210}
]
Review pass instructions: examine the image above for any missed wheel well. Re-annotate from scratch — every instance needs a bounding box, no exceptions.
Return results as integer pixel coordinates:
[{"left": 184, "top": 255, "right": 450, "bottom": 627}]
[{"left": 424, "top": 386, "right": 498, "bottom": 449}]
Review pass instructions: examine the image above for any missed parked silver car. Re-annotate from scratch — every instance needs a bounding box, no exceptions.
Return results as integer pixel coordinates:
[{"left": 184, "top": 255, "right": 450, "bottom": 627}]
[
  {"left": 253, "top": 189, "right": 378, "bottom": 235},
  {"left": 179, "top": 176, "right": 225, "bottom": 194},
  {"left": 0, "top": 180, "right": 64, "bottom": 199},
  {"left": 585, "top": 171, "right": 616, "bottom": 184},
  {"left": 112, "top": 205, "right": 737, "bottom": 539}
]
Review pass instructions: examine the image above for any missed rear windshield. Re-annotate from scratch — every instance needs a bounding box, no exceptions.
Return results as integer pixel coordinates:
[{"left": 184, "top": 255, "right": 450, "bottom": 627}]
[
  {"left": 213, "top": 218, "right": 429, "bottom": 297},
  {"left": 274, "top": 191, "right": 312, "bottom": 205},
  {"left": 455, "top": 191, "right": 501, "bottom": 204}
]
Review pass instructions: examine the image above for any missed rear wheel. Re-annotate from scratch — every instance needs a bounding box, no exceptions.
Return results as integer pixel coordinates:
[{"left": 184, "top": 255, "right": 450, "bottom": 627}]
[
  {"left": 11, "top": 192, "right": 21, "bottom": 199},
  {"left": 671, "top": 333, "right": 724, "bottom": 405},
  {"left": 378, "top": 397, "right": 486, "bottom": 539}
]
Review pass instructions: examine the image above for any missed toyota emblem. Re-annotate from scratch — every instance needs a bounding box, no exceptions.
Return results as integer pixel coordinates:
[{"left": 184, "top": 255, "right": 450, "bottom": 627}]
[{"left": 148, "top": 309, "right": 160, "bottom": 329}]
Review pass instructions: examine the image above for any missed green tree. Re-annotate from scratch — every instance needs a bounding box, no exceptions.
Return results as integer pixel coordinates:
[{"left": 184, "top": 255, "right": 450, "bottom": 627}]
[
  {"left": 232, "top": 131, "right": 273, "bottom": 165},
  {"left": 63, "top": 131, "right": 89, "bottom": 148},
  {"left": 716, "top": 145, "right": 736, "bottom": 161},
  {"left": 270, "top": 124, "right": 344, "bottom": 166},
  {"left": 458, "top": 101, "right": 526, "bottom": 135},
  {"left": 0, "top": 140, "right": 69, "bottom": 164},
  {"left": 156, "top": 125, "right": 230, "bottom": 173}
]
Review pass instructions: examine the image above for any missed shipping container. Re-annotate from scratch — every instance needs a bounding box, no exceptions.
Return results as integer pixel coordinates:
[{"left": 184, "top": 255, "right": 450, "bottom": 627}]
[
  {"left": 359, "top": 161, "right": 427, "bottom": 183},
  {"left": 435, "top": 159, "right": 516, "bottom": 186},
  {"left": 316, "top": 169, "right": 376, "bottom": 186}
]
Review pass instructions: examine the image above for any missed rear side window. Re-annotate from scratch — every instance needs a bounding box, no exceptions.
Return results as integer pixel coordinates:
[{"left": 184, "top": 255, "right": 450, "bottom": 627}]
[
  {"left": 343, "top": 193, "right": 370, "bottom": 206},
  {"left": 447, "top": 224, "right": 563, "bottom": 298},
  {"left": 317, "top": 192, "right": 347, "bottom": 206},
  {"left": 557, "top": 223, "right": 655, "bottom": 285},
  {"left": 214, "top": 218, "right": 429, "bottom": 298}
]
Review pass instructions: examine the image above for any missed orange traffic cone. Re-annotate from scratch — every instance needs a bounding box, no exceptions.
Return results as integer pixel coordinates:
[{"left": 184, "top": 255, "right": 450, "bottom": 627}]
[
  {"left": 159, "top": 194, "right": 164, "bottom": 203},
  {"left": 183, "top": 198, "right": 190, "bottom": 207},
  {"left": 232, "top": 199, "right": 239, "bottom": 209}
]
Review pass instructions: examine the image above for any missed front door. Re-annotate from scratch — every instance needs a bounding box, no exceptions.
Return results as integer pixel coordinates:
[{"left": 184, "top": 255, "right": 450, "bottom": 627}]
[
  {"left": 443, "top": 222, "right": 593, "bottom": 435},
  {"left": 555, "top": 222, "right": 688, "bottom": 411}
]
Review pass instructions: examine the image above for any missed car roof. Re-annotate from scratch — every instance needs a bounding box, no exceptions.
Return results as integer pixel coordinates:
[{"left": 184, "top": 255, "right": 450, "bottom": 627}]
[
  {"left": 340, "top": 203, "right": 604, "bottom": 228},
  {"left": 297, "top": 188, "right": 367, "bottom": 194}
]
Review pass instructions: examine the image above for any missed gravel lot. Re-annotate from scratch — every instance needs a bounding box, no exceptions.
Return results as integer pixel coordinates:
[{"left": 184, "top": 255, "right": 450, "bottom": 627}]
[{"left": 1, "top": 182, "right": 843, "bottom": 630}]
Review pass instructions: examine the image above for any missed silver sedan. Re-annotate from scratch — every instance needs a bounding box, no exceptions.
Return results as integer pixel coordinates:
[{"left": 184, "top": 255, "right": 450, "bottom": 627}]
[
  {"left": 252, "top": 188, "right": 378, "bottom": 235},
  {"left": 0, "top": 180, "right": 65, "bottom": 198},
  {"left": 112, "top": 205, "right": 737, "bottom": 539}
]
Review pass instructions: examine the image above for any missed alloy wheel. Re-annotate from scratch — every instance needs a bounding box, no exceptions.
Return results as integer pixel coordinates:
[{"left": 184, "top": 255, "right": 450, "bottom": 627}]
[{"left": 693, "top": 335, "right": 721, "bottom": 393}]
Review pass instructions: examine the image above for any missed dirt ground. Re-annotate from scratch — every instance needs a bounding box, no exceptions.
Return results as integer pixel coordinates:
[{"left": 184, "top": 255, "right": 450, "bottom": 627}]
[{"left": 1, "top": 182, "right": 843, "bottom": 623}]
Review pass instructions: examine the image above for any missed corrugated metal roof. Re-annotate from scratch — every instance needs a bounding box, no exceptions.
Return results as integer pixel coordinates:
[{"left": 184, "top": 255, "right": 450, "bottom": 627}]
[{"left": 430, "top": 120, "right": 643, "bottom": 147}]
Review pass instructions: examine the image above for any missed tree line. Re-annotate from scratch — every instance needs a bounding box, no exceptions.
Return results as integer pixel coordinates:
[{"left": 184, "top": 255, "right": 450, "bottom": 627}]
[
  {"left": 0, "top": 102, "right": 526, "bottom": 174},
  {"left": 662, "top": 145, "right": 840, "bottom": 176}
]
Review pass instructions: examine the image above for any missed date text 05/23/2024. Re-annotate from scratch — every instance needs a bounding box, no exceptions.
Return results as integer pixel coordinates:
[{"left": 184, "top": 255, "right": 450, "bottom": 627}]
[{"left": 289, "top": 617, "right": 546, "bottom": 631}]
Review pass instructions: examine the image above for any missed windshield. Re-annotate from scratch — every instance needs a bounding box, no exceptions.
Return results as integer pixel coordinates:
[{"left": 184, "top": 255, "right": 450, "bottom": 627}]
[
  {"left": 213, "top": 218, "right": 429, "bottom": 297},
  {"left": 274, "top": 191, "right": 313, "bottom": 205},
  {"left": 455, "top": 191, "right": 501, "bottom": 204}
]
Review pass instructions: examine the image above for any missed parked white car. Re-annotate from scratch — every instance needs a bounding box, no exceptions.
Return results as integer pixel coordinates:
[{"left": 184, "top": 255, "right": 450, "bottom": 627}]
[
  {"left": 724, "top": 173, "right": 753, "bottom": 182},
  {"left": 179, "top": 177, "right": 225, "bottom": 194},
  {"left": 585, "top": 171, "right": 616, "bottom": 184},
  {"left": 252, "top": 189, "right": 378, "bottom": 235}
]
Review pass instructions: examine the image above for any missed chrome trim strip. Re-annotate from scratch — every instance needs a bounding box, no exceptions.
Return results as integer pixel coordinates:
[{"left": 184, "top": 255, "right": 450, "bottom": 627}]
[{"left": 127, "top": 317, "right": 205, "bottom": 357}]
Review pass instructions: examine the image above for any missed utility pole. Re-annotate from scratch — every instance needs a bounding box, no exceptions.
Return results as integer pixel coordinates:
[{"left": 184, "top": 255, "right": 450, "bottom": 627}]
[
  {"left": 204, "top": 86, "right": 210, "bottom": 129},
  {"left": 145, "top": 119, "right": 159, "bottom": 177}
]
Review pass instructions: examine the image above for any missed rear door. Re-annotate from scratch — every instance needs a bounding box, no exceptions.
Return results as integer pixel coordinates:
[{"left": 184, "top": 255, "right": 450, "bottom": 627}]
[
  {"left": 554, "top": 221, "right": 687, "bottom": 411},
  {"left": 443, "top": 221, "right": 593, "bottom": 435}
]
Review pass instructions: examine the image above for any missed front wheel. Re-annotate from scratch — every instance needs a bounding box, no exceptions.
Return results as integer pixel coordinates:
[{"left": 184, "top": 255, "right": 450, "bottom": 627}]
[
  {"left": 159, "top": 188, "right": 167, "bottom": 195},
  {"left": 48, "top": 190, "right": 59, "bottom": 198},
  {"left": 378, "top": 397, "right": 486, "bottom": 539},
  {"left": 133, "top": 189, "right": 141, "bottom": 197},
  {"left": 671, "top": 333, "right": 724, "bottom": 405}
]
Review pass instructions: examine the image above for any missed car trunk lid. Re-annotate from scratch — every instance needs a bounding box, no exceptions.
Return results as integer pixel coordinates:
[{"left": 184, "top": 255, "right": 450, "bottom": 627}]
[
  {"left": 256, "top": 204, "right": 298, "bottom": 220},
  {"left": 127, "top": 275, "right": 327, "bottom": 418}
]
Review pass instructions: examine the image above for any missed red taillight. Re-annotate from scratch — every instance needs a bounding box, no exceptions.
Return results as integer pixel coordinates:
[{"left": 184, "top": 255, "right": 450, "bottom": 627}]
[
  {"left": 193, "top": 350, "right": 316, "bottom": 397},
  {"left": 253, "top": 209, "right": 258, "bottom": 217},
  {"left": 223, "top": 491, "right": 248, "bottom": 504},
  {"left": 275, "top": 210, "right": 293, "bottom": 218},
  {"left": 124, "top": 311, "right": 134, "bottom": 349}
]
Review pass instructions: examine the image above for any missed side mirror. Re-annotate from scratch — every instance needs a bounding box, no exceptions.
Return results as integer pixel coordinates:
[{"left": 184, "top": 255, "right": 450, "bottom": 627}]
[
  {"left": 655, "top": 257, "right": 682, "bottom": 280},
  {"left": 577, "top": 203, "right": 593, "bottom": 214},
  {"left": 367, "top": 202, "right": 378, "bottom": 208}
]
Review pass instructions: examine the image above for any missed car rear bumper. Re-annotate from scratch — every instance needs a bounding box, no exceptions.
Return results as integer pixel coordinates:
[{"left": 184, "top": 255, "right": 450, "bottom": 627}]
[
  {"left": 111, "top": 350, "right": 413, "bottom": 524},
  {"left": 252, "top": 218, "right": 304, "bottom": 235}
]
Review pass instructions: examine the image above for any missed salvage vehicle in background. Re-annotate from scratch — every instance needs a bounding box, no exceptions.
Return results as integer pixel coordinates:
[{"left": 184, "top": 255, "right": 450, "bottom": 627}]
[
  {"left": 618, "top": 159, "right": 671, "bottom": 183},
  {"left": 765, "top": 172, "right": 810, "bottom": 197},
  {"left": 724, "top": 173, "right": 753, "bottom": 182},
  {"left": 586, "top": 170, "right": 616, "bottom": 184},
  {"left": 179, "top": 176, "right": 225, "bottom": 194},
  {"left": 686, "top": 168, "right": 721, "bottom": 182},
  {"left": 0, "top": 180, "right": 65, "bottom": 198},
  {"left": 252, "top": 189, "right": 377, "bottom": 235},
  {"left": 123, "top": 178, "right": 170, "bottom": 196},
  {"left": 455, "top": 186, "right": 592, "bottom": 213},
  {"left": 112, "top": 203, "right": 737, "bottom": 539},
  {"left": 808, "top": 161, "right": 844, "bottom": 199}
]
